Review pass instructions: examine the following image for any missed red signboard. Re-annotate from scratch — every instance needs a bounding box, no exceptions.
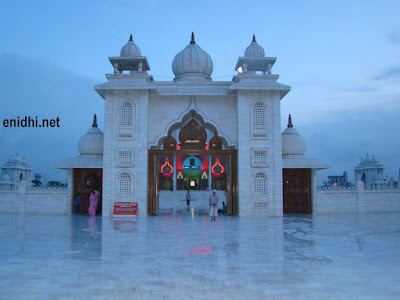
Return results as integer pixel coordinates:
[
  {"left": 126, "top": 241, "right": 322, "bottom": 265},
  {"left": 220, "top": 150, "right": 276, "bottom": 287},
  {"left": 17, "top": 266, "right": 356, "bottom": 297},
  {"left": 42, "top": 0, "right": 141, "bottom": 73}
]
[{"left": 114, "top": 202, "right": 137, "bottom": 215}]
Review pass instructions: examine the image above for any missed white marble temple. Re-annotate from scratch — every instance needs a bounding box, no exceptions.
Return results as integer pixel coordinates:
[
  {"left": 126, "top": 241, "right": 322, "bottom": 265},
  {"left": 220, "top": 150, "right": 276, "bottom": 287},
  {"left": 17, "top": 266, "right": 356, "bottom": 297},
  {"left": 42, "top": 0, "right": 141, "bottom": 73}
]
[{"left": 0, "top": 212, "right": 399, "bottom": 299}]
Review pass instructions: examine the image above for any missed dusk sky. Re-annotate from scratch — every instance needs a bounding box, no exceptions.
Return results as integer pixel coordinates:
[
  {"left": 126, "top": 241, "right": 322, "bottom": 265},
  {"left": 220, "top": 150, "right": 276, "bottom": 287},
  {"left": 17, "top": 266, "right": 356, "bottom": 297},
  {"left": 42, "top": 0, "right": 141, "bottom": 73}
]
[{"left": 0, "top": 0, "right": 399, "bottom": 183}]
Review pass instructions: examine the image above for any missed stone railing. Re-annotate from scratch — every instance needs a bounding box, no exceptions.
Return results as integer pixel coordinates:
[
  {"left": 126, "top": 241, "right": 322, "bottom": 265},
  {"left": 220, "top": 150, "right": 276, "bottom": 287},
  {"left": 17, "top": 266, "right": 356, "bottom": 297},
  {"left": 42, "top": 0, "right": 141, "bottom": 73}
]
[
  {"left": 317, "top": 185, "right": 357, "bottom": 191},
  {"left": 0, "top": 185, "right": 16, "bottom": 192},
  {"left": 27, "top": 185, "right": 68, "bottom": 192},
  {"left": 364, "top": 183, "right": 400, "bottom": 191},
  {"left": 318, "top": 182, "right": 400, "bottom": 191}
]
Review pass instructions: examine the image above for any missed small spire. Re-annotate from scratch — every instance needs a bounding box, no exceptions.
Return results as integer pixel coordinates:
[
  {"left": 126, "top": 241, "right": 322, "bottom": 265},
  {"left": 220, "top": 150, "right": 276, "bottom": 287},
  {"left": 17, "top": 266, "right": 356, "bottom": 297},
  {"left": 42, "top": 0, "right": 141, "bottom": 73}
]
[
  {"left": 129, "top": 34, "right": 133, "bottom": 42},
  {"left": 288, "top": 114, "right": 293, "bottom": 128},
  {"left": 92, "top": 114, "right": 98, "bottom": 127},
  {"left": 252, "top": 34, "right": 256, "bottom": 42},
  {"left": 190, "top": 32, "right": 196, "bottom": 44}
]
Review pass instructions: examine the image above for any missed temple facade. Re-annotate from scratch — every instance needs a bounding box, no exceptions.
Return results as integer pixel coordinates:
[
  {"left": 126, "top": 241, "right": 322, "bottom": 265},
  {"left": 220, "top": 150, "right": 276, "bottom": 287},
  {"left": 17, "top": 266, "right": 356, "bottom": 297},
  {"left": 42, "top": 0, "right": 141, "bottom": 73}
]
[
  {"left": 0, "top": 154, "right": 32, "bottom": 190},
  {"left": 58, "top": 33, "right": 328, "bottom": 217},
  {"left": 354, "top": 154, "right": 387, "bottom": 187}
]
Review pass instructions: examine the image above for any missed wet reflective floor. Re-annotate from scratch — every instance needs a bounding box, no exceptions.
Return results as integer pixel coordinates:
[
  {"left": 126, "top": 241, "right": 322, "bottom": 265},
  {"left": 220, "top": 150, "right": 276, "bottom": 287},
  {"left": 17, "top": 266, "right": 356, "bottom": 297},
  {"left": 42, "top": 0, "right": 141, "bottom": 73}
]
[{"left": 0, "top": 212, "right": 399, "bottom": 299}]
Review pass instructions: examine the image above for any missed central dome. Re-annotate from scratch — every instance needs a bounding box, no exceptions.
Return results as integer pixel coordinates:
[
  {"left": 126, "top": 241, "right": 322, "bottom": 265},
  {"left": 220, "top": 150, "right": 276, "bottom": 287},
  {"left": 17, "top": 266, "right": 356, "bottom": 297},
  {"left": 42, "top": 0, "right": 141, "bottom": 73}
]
[{"left": 172, "top": 33, "right": 213, "bottom": 82}]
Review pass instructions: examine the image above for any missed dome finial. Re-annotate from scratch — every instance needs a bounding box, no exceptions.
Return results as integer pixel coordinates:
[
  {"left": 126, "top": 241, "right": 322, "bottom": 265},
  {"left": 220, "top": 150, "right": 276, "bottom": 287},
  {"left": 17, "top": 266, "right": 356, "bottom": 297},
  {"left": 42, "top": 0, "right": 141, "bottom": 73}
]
[
  {"left": 288, "top": 114, "right": 293, "bottom": 128},
  {"left": 190, "top": 32, "right": 196, "bottom": 44},
  {"left": 129, "top": 34, "right": 133, "bottom": 42},
  {"left": 252, "top": 34, "right": 256, "bottom": 42},
  {"left": 92, "top": 114, "right": 98, "bottom": 128}
]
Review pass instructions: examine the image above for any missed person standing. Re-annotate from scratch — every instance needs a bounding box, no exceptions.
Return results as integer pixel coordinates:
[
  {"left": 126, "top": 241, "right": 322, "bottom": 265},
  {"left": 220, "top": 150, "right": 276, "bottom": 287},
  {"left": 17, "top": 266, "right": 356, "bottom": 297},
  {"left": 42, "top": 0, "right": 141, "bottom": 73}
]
[
  {"left": 186, "top": 190, "right": 191, "bottom": 206},
  {"left": 219, "top": 201, "right": 227, "bottom": 214},
  {"left": 88, "top": 191, "right": 98, "bottom": 216},
  {"left": 74, "top": 193, "right": 81, "bottom": 214},
  {"left": 209, "top": 189, "right": 219, "bottom": 221},
  {"left": 94, "top": 189, "right": 100, "bottom": 197}
]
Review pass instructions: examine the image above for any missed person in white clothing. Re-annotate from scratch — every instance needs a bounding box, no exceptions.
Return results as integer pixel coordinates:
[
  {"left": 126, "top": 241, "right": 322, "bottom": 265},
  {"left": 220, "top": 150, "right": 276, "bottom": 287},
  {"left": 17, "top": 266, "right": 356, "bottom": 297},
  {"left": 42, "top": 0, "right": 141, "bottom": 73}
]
[{"left": 209, "top": 190, "right": 219, "bottom": 221}]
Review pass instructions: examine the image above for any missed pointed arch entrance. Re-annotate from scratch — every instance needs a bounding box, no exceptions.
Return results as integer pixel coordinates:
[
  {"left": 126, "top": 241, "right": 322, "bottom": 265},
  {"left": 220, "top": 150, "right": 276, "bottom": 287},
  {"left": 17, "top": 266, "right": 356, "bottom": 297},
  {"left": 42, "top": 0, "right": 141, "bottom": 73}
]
[{"left": 148, "top": 111, "right": 237, "bottom": 216}]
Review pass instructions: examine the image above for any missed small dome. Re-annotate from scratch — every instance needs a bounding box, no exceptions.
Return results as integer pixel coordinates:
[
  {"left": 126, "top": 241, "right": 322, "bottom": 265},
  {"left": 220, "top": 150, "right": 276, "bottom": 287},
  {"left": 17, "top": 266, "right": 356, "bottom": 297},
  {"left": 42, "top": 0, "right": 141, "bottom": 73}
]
[
  {"left": 209, "top": 133, "right": 222, "bottom": 150},
  {"left": 172, "top": 33, "right": 213, "bottom": 82},
  {"left": 120, "top": 34, "right": 141, "bottom": 57},
  {"left": 282, "top": 115, "right": 306, "bottom": 156},
  {"left": 360, "top": 154, "right": 372, "bottom": 166},
  {"left": 244, "top": 35, "right": 265, "bottom": 58},
  {"left": 163, "top": 134, "right": 177, "bottom": 150},
  {"left": 14, "top": 153, "right": 23, "bottom": 164},
  {"left": 78, "top": 115, "right": 104, "bottom": 155},
  {"left": 179, "top": 119, "right": 207, "bottom": 150},
  {"left": 7, "top": 155, "right": 16, "bottom": 164}
]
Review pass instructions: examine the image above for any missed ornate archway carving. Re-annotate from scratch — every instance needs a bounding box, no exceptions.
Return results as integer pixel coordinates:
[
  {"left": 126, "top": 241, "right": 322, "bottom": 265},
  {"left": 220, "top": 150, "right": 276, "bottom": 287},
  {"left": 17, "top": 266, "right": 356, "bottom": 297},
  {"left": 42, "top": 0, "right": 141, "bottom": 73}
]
[
  {"left": 154, "top": 109, "right": 232, "bottom": 150},
  {"left": 151, "top": 96, "right": 234, "bottom": 149}
]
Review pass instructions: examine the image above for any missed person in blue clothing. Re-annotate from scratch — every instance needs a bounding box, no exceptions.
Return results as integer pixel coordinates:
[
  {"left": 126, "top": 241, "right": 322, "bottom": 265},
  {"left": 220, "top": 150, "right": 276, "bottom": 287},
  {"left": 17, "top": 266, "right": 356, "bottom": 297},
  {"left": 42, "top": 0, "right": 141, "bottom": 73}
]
[{"left": 74, "top": 193, "right": 81, "bottom": 214}]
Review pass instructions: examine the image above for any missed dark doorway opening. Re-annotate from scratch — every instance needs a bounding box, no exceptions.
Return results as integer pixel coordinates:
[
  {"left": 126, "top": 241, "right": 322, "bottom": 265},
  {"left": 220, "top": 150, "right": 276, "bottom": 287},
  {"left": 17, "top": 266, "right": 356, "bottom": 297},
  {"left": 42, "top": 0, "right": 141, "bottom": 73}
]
[
  {"left": 283, "top": 168, "right": 311, "bottom": 214},
  {"left": 73, "top": 168, "right": 103, "bottom": 215}
]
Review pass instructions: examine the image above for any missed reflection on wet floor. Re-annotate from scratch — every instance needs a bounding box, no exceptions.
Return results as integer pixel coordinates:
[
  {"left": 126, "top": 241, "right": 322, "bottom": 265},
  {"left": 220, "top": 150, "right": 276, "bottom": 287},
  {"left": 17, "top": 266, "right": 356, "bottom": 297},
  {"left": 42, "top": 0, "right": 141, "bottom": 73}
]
[
  {"left": 158, "top": 206, "right": 210, "bottom": 217},
  {"left": 0, "top": 213, "right": 399, "bottom": 299}
]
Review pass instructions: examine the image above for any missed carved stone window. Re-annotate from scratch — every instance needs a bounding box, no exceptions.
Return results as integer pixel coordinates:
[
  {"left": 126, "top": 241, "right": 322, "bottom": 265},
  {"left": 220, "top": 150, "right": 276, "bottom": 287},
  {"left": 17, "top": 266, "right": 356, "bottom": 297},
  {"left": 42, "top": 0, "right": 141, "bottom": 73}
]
[
  {"left": 254, "top": 172, "right": 267, "bottom": 194},
  {"left": 254, "top": 202, "right": 267, "bottom": 209},
  {"left": 252, "top": 149, "right": 269, "bottom": 167},
  {"left": 118, "top": 101, "right": 134, "bottom": 139},
  {"left": 251, "top": 101, "right": 268, "bottom": 139},
  {"left": 117, "top": 150, "right": 134, "bottom": 167},
  {"left": 120, "top": 102, "right": 133, "bottom": 126},
  {"left": 118, "top": 172, "right": 132, "bottom": 194},
  {"left": 253, "top": 102, "right": 266, "bottom": 126}
]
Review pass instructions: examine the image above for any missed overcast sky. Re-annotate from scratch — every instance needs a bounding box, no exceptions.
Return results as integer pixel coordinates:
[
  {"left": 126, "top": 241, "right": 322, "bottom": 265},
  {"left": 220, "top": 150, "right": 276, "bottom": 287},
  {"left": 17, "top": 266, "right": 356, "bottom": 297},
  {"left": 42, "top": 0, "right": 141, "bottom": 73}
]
[{"left": 0, "top": 0, "right": 399, "bottom": 183}]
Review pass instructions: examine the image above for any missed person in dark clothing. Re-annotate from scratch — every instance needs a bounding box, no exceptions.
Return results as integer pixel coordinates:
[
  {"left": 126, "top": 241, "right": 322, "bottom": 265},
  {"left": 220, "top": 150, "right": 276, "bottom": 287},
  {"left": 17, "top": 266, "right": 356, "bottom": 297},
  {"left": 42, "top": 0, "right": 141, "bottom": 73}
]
[
  {"left": 186, "top": 191, "right": 191, "bottom": 206},
  {"left": 218, "top": 202, "right": 227, "bottom": 214},
  {"left": 74, "top": 193, "right": 81, "bottom": 214}
]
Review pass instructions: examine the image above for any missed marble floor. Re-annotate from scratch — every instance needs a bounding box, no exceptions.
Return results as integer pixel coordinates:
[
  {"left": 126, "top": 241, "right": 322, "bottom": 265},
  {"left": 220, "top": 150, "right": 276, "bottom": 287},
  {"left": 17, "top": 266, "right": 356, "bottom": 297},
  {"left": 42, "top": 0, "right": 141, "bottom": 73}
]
[{"left": 0, "top": 211, "right": 399, "bottom": 299}]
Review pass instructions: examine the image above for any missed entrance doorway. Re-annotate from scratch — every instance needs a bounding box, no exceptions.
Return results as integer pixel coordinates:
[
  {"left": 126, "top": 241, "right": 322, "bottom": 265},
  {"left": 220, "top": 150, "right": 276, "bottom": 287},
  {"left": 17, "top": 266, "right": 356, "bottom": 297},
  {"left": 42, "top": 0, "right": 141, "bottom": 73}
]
[
  {"left": 73, "top": 168, "right": 102, "bottom": 215},
  {"left": 283, "top": 169, "right": 311, "bottom": 214},
  {"left": 148, "top": 110, "right": 237, "bottom": 216},
  {"left": 148, "top": 151, "right": 237, "bottom": 216}
]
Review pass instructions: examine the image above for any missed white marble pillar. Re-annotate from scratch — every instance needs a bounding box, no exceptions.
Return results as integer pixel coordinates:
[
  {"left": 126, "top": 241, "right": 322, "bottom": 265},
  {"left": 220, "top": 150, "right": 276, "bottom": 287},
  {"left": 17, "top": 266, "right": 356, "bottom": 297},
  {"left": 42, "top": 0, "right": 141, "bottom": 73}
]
[
  {"left": 208, "top": 156, "right": 212, "bottom": 191},
  {"left": 356, "top": 176, "right": 365, "bottom": 213},
  {"left": 311, "top": 169, "right": 317, "bottom": 214},
  {"left": 18, "top": 180, "right": 27, "bottom": 214},
  {"left": 243, "top": 63, "right": 248, "bottom": 73},
  {"left": 67, "top": 168, "right": 74, "bottom": 214},
  {"left": 173, "top": 155, "right": 177, "bottom": 191}
]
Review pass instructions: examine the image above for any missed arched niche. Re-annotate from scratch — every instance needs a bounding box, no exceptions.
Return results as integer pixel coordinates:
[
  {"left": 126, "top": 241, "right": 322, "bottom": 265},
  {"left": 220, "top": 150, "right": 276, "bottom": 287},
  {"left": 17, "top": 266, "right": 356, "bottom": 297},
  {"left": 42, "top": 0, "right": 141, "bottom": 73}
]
[{"left": 153, "top": 110, "right": 232, "bottom": 150}]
